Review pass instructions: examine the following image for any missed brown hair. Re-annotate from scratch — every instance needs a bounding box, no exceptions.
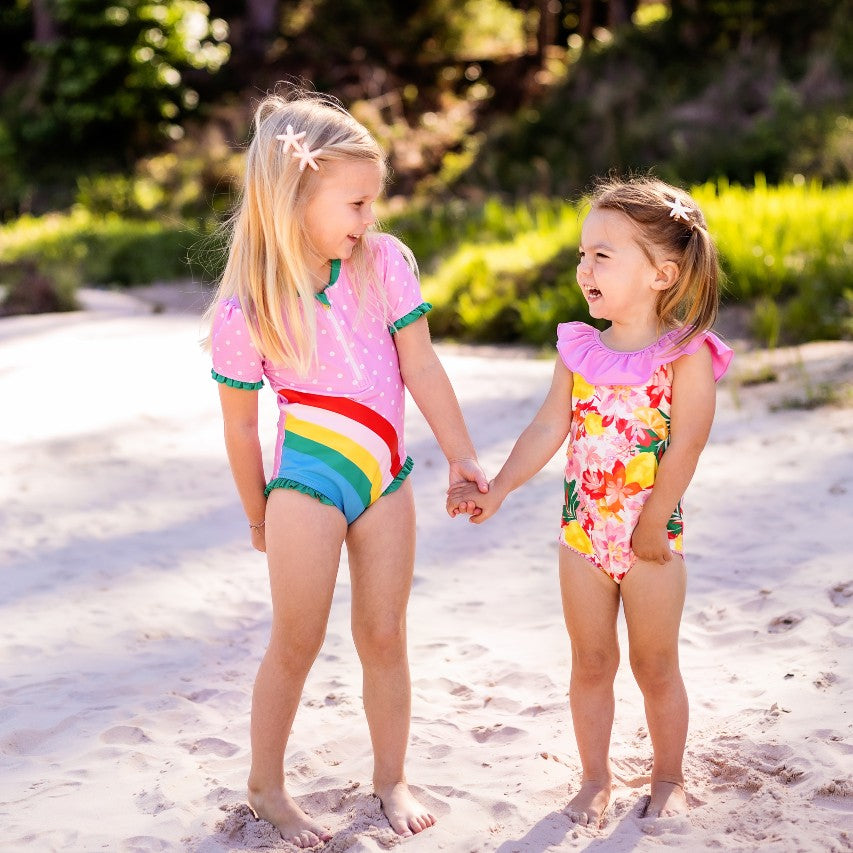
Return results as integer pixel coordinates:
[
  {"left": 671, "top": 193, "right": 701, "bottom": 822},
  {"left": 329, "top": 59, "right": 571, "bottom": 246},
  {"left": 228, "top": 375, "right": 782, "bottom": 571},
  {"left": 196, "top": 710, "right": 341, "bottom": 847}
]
[{"left": 589, "top": 176, "right": 720, "bottom": 348}]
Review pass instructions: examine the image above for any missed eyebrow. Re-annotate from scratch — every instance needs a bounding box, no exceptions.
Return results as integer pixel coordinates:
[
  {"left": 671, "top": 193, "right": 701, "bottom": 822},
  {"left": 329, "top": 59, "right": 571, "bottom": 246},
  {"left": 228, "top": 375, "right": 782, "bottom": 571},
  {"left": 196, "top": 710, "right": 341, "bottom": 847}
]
[{"left": 579, "top": 242, "right": 615, "bottom": 251}]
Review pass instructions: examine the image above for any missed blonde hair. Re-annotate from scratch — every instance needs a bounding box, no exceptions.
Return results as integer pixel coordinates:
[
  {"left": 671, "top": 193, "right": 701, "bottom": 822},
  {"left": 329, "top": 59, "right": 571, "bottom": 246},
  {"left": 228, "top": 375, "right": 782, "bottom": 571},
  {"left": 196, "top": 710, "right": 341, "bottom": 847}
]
[
  {"left": 203, "top": 89, "right": 409, "bottom": 374},
  {"left": 589, "top": 176, "right": 720, "bottom": 349}
]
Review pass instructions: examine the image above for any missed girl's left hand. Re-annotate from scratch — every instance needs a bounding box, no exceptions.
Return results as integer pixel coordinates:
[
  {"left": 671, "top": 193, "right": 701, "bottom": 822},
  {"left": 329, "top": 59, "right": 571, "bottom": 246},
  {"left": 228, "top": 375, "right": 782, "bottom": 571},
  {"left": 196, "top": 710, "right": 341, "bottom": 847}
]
[
  {"left": 448, "top": 457, "right": 489, "bottom": 517},
  {"left": 631, "top": 517, "right": 672, "bottom": 564}
]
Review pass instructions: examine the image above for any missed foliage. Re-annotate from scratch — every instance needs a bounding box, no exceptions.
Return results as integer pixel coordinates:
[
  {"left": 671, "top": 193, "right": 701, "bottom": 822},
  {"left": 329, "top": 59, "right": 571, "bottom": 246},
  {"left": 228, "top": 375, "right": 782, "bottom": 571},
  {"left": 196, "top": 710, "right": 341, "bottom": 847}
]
[
  {"left": 0, "top": 259, "right": 79, "bottom": 316},
  {"left": 438, "top": 1, "right": 852, "bottom": 200},
  {"left": 393, "top": 181, "right": 853, "bottom": 347},
  {"left": 0, "top": 209, "right": 202, "bottom": 289},
  {"left": 0, "top": 0, "right": 230, "bottom": 215}
]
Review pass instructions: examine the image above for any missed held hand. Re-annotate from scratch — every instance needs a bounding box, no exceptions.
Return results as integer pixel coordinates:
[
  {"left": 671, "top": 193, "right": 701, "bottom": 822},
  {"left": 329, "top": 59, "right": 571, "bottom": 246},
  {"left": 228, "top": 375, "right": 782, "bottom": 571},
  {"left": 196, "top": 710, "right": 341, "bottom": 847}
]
[
  {"left": 631, "top": 517, "right": 672, "bottom": 564},
  {"left": 446, "top": 481, "right": 483, "bottom": 518},
  {"left": 447, "top": 479, "right": 503, "bottom": 524},
  {"left": 448, "top": 457, "right": 489, "bottom": 491}
]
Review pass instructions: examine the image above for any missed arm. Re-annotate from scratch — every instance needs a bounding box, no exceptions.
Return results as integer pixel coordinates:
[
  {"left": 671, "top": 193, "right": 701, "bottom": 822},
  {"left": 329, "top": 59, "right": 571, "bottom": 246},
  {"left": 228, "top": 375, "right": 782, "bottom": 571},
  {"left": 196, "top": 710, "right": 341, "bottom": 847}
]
[
  {"left": 449, "top": 357, "right": 573, "bottom": 523},
  {"left": 218, "top": 384, "right": 268, "bottom": 552},
  {"left": 631, "top": 344, "right": 716, "bottom": 562},
  {"left": 394, "top": 315, "right": 488, "bottom": 492}
]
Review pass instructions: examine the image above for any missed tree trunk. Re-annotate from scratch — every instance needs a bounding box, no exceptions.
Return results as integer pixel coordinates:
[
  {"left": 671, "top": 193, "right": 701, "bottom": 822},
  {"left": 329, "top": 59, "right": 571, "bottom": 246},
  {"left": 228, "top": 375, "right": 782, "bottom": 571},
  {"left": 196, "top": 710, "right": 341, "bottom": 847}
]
[{"left": 31, "top": 0, "right": 58, "bottom": 43}]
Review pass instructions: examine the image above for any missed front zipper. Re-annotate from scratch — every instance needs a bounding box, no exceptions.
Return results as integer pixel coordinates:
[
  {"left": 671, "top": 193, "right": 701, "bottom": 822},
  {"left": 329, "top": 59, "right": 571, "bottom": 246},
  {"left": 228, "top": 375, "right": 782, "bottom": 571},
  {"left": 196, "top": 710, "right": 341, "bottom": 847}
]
[{"left": 325, "top": 306, "right": 368, "bottom": 387}]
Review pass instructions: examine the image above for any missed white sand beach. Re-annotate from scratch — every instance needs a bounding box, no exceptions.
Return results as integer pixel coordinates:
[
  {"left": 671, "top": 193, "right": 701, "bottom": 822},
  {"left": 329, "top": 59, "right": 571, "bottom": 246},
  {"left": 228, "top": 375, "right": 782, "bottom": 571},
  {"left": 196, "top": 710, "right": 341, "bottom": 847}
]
[{"left": 1, "top": 285, "right": 851, "bottom": 852}]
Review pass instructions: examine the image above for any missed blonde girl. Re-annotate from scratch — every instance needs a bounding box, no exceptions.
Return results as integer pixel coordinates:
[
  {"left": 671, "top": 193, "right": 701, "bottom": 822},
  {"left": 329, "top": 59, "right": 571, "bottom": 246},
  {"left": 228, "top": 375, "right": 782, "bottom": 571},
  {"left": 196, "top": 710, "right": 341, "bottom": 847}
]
[
  {"left": 205, "top": 90, "right": 487, "bottom": 847},
  {"left": 448, "top": 177, "right": 732, "bottom": 825}
]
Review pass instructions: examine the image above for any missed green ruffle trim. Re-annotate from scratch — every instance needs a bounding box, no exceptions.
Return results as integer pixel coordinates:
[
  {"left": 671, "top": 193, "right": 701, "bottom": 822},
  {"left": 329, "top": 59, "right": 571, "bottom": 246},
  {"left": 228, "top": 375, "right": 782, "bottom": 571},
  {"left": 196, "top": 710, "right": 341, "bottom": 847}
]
[
  {"left": 314, "top": 259, "right": 341, "bottom": 308},
  {"left": 382, "top": 455, "right": 414, "bottom": 497},
  {"left": 389, "top": 302, "right": 432, "bottom": 335},
  {"left": 211, "top": 369, "right": 263, "bottom": 390},
  {"left": 264, "top": 478, "right": 337, "bottom": 504}
]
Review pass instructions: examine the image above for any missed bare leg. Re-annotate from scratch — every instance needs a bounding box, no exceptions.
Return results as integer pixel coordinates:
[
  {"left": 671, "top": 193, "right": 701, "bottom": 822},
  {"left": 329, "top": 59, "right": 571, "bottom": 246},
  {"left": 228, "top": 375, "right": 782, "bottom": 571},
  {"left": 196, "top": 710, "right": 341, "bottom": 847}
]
[
  {"left": 247, "top": 489, "right": 347, "bottom": 847},
  {"left": 558, "top": 548, "right": 621, "bottom": 827},
  {"left": 346, "top": 480, "right": 435, "bottom": 836},
  {"left": 621, "top": 555, "right": 689, "bottom": 818}
]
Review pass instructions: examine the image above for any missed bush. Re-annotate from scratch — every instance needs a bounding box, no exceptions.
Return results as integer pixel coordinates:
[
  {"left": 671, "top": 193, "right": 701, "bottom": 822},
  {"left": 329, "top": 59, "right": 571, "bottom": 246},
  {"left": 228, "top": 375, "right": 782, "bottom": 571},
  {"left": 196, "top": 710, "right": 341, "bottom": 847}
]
[{"left": 400, "top": 181, "right": 852, "bottom": 347}]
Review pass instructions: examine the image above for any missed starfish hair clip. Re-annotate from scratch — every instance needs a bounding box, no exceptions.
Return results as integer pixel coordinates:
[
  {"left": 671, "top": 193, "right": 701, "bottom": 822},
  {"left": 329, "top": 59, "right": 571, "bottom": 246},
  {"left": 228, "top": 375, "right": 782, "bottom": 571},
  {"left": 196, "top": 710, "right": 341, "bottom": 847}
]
[
  {"left": 275, "top": 124, "right": 324, "bottom": 171},
  {"left": 275, "top": 124, "right": 306, "bottom": 154},
  {"left": 292, "top": 144, "right": 324, "bottom": 172},
  {"left": 665, "top": 196, "right": 693, "bottom": 223}
]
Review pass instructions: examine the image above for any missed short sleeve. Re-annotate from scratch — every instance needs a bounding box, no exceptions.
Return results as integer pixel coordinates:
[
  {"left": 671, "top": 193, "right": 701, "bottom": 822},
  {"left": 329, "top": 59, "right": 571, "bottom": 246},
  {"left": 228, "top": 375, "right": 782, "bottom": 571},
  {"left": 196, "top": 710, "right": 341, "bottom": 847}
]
[
  {"left": 375, "top": 236, "right": 432, "bottom": 334},
  {"left": 210, "top": 297, "right": 265, "bottom": 390}
]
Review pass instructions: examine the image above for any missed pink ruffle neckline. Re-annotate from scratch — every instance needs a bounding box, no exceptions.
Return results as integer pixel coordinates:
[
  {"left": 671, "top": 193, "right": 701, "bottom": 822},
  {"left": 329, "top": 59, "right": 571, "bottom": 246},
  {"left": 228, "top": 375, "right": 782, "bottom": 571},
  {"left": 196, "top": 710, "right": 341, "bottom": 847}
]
[{"left": 556, "top": 321, "right": 733, "bottom": 385}]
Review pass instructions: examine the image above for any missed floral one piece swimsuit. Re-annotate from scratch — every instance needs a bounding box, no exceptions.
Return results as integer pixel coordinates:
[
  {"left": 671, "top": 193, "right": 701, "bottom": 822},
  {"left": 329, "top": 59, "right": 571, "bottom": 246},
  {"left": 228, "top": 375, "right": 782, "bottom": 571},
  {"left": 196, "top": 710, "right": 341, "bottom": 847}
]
[{"left": 556, "top": 322, "right": 732, "bottom": 582}]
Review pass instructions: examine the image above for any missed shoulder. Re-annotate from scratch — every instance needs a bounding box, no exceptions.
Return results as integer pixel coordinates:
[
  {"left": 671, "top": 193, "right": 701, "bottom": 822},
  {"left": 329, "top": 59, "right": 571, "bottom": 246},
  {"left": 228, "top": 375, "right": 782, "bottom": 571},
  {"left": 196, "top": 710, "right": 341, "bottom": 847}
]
[
  {"left": 668, "top": 329, "right": 733, "bottom": 382},
  {"left": 557, "top": 321, "right": 597, "bottom": 347},
  {"left": 365, "top": 233, "right": 419, "bottom": 278}
]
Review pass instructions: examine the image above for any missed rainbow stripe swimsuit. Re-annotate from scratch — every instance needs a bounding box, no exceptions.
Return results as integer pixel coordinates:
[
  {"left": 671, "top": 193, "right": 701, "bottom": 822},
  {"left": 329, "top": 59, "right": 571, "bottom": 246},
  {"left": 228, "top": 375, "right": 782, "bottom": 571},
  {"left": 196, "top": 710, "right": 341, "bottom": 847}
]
[{"left": 210, "top": 236, "right": 431, "bottom": 524}]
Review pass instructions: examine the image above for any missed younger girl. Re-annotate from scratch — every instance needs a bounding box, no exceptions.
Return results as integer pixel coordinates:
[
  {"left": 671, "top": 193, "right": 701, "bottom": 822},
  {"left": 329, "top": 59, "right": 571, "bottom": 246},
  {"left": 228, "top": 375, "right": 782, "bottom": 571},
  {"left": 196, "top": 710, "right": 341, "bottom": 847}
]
[
  {"left": 448, "top": 177, "right": 732, "bottom": 825},
  {"left": 205, "top": 91, "right": 487, "bottom": 847}
]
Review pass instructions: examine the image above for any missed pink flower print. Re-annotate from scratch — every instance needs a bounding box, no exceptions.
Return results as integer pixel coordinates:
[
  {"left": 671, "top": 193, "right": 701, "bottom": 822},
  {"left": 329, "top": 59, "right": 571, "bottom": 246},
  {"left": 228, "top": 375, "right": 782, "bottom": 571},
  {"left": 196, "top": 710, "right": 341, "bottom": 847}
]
[
  {"left": 574, "top": 438, "right": 607, "bottom": 473},
  {"left": 582, "top": 467, "right": 607, "bottom": 501},
  {"left": 646, "top": 367, "right": 670, "bottom": 408},
  {"left": 596, "top": 385, "right": 636, "bottom": 419}
]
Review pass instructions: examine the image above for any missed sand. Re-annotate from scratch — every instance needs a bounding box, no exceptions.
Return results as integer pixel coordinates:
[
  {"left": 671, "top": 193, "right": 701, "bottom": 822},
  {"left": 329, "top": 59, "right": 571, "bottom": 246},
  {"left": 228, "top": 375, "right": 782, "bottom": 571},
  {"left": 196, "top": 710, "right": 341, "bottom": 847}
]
[{"left": 1, "top": 284, "right": 851, "bottom": 852}]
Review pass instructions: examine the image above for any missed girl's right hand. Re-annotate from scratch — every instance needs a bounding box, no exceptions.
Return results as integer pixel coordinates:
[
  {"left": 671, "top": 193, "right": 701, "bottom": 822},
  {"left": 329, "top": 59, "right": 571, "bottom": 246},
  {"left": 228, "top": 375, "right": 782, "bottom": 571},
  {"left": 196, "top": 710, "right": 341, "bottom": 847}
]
[{"left": 250, "top": 525, "right": 267, "bottom": 553}]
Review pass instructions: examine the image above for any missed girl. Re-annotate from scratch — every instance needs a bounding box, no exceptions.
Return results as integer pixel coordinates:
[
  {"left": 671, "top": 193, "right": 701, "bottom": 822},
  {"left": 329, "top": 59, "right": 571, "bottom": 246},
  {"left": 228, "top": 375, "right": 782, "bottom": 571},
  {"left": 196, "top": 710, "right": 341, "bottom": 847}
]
[
  {"left": 204, "top": 91, "right": 487, "bottom": 847},
  {"left": 448, "top": 177, "right": 732, "bottom": 825}
]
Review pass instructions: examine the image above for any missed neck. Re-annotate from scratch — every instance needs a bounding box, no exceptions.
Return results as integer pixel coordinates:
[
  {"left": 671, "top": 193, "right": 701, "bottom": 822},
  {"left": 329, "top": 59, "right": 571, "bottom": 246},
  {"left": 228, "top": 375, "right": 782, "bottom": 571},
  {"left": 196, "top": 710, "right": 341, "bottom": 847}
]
[
  {"left": 601, "top": 315, "right": 663, "bottom": 352},
  {"left": 307, "top": 259, "right": 332, "bottom": 293}
]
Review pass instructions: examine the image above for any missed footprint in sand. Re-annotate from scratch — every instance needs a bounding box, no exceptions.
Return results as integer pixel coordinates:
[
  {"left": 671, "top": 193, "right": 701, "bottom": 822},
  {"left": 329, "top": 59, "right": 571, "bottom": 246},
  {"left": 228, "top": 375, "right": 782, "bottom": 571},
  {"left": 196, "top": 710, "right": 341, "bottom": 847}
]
[
  {"left": 767, "top": 612, "right": 803, "bottom": 633},
  {"left": 100, "top": 725, "right": 152, "bottom": 745},
  {"left": 471, "top": 724, "right": 525, "bottom": 743},
  {"left": 183, "top": 737, "right": 240, "bottom": 757},
  {"left": 829, "top": 580, "right": 852, "bottom": 607}
]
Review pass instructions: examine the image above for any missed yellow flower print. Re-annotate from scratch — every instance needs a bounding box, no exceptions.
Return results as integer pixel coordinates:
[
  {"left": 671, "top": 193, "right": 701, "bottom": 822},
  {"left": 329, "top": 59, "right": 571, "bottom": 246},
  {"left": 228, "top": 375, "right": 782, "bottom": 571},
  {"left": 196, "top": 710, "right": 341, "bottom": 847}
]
[
  {"left": 584, "top": 413, "right": 605, "bottom": 435},
  {"left": 573, "top": 373, "right": 595, "bottom": 400},
  {"left": 563, "top": 521, "right": 594, "bottom": 555},
  {"left": 633, "top": 406, "right": 668, "bottom": 438},
  {"left": 633, "top": 406, "right": 668, "bottom": 439},
  {"left": 625, "top": 452, "right": 657, "bottom": 488}
]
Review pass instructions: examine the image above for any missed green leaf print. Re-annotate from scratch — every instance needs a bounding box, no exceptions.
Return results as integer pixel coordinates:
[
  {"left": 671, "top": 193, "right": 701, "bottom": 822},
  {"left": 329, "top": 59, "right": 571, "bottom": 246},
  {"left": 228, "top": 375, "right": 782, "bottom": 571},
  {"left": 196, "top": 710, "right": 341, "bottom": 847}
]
[{"left": 563, "top": 478, "right": 579, "bottom": 523}]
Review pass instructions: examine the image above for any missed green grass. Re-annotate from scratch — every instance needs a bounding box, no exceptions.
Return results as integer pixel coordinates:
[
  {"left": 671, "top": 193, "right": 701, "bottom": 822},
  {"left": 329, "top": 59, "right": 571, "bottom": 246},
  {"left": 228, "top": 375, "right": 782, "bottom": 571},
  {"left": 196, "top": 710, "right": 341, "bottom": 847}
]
[{"left": 1, "top": 181, "right": 851, "bottom": 345}]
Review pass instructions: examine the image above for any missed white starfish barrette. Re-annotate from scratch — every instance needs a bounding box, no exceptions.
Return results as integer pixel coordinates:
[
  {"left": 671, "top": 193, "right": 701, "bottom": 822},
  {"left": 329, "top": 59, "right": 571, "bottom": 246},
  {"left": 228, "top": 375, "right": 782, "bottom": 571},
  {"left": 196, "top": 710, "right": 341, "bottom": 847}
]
[
  {"left": 275, "top": 124, "right": 306, "bottom": 154},
  {"left": 666, "top": 196, "right": 693, "bottom": 223},
  {"left": 292, "top": 144, "right": 324, "bottom": 172}
]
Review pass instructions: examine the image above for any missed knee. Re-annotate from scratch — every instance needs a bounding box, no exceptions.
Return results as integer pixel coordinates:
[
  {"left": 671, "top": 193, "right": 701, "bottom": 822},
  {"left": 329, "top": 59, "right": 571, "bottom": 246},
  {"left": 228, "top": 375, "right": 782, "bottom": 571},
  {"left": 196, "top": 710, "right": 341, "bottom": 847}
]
[
  {"left": 571, "top": 648, "right": 619, "bottom": 686},
  {"left": 630, "top": 652, "right": 680, "bottom": 694},
  {"left": 269, "top": 628, "right": 326, "bottom": 674},
  {"left": 353, "top": 621, "right": 407, "bottom": 666}
]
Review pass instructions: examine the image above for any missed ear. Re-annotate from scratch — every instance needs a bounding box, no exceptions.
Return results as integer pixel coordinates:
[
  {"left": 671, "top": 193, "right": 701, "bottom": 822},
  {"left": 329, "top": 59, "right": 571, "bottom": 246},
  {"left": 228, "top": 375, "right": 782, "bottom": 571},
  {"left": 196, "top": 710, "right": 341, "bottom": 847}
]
[{"left": 651, "top": 260, "right": 679, "bottom": 291}]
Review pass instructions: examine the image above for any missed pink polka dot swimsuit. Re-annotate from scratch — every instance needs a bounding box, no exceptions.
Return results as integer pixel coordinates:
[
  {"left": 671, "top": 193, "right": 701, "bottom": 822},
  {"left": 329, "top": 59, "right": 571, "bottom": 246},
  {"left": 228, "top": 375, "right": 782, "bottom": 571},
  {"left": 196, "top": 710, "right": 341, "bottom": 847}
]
[{"left": 210, "top": 236, "right": 431, "bottom": 523}]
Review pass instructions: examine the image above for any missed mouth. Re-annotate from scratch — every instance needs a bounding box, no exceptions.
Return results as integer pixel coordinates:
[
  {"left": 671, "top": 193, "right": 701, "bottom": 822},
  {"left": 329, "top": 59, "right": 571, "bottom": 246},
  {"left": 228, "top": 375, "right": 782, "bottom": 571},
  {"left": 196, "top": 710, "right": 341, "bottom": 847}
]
[{"left": 583, "top": 285, "right": 602, "bottom": 301}]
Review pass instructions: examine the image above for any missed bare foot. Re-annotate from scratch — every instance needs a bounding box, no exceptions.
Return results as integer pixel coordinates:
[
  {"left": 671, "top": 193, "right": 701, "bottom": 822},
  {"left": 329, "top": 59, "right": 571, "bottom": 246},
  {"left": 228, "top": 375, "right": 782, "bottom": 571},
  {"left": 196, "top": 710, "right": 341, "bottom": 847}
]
[
  {"left": 247, "top": 787, "right": 332, "bottom": 848},
  {"left": 375, "top": 781, "right": 436, "bottom": 836},
  {"left": 565, "top": 779, "right": 611, "bottom": 827},
  {"left": 643, "top": 780, "right": 688, "bottom": 818}
]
